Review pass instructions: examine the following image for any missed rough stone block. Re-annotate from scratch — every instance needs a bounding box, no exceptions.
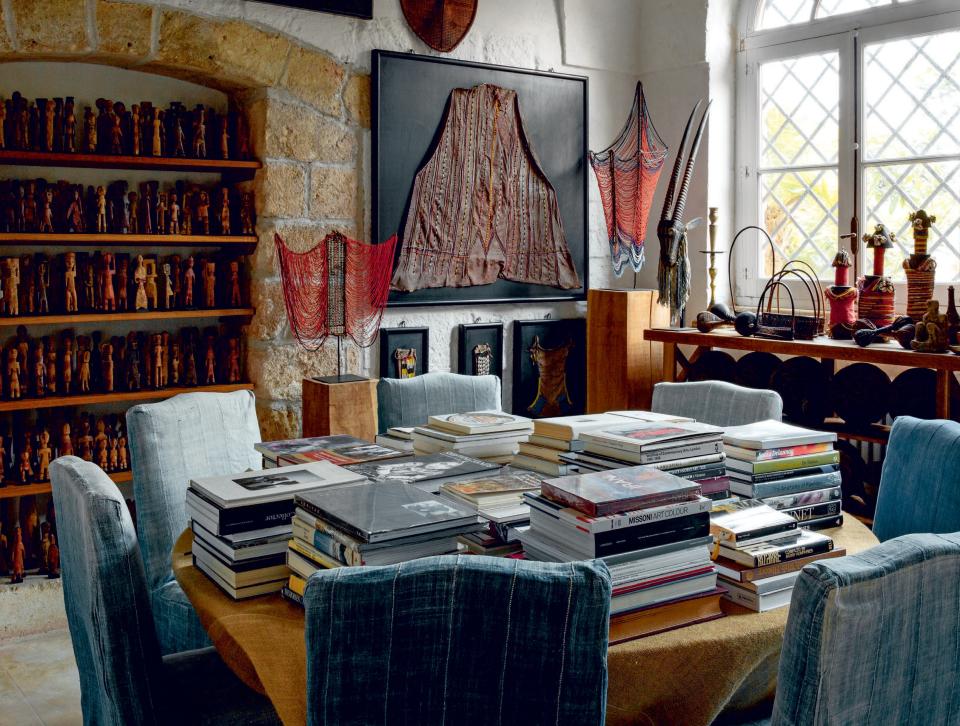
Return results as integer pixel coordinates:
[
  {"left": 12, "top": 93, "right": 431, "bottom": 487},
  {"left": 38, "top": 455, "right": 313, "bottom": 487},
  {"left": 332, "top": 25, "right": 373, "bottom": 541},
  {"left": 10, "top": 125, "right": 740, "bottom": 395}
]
[
  {"left": 12, "top": 0, "right": 90, "bottom": 54},
  {"left": 255, "top": 401, "right": 301, "bottom": 441},
  {"left": 344, "top": 73, "right": 371, "bottom": 128},
  {"left": 253, "top": 220, "right": 357, "bottom": 278},
  {"left": 248, "top": 343, "right": 339, "bottom": 401},
  {"left": 248, "top": 278, "right": 288, "bottom": 341},
  {"left": 254, "top": 162, "right": 307, "bottom": 218},
  {"left": 281, "top": 45, "right": 344, "bottom": 116},
  {"left": 0, "top": 7, "right": 13, "bottom": 54},
  {"left": 250, "top": 98, "right": 355, "bottom": 163},
  {"left": 95, "top": 0, "right": 153, "bottom": 59},
  {"left": 309, "top": 165, "right": 357, "bottom": 221}
]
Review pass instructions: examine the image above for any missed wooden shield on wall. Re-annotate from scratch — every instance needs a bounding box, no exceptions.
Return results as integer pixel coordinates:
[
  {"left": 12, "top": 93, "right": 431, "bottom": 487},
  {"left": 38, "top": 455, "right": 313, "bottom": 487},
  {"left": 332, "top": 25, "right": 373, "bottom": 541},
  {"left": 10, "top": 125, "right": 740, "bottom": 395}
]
[{"left": 401, "top": 0, "right": 478, "bottom": 53}]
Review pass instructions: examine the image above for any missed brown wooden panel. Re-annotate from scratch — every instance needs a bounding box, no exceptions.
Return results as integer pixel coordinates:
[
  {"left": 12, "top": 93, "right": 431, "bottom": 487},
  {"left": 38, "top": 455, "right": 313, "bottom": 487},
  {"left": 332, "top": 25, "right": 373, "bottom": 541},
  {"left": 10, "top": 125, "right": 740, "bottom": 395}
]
[{"left": 302, "top": 378, "right": 378, "bottom": 441}]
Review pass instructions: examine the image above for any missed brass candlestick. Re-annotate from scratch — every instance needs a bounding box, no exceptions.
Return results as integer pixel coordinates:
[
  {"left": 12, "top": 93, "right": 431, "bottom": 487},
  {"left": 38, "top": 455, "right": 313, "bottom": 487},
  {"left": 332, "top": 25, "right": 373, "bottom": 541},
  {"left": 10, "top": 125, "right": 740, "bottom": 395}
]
[{"left": 699, "top": 207, "right": 723, "bottom": 308}]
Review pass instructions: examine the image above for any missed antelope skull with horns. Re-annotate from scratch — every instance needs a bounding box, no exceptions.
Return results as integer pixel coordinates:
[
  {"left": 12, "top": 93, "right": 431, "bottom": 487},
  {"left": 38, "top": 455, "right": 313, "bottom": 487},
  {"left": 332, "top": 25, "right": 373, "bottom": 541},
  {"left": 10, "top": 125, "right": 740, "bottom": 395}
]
[{"left": 657, "top": 98, "right": 711, "bottom": 325}]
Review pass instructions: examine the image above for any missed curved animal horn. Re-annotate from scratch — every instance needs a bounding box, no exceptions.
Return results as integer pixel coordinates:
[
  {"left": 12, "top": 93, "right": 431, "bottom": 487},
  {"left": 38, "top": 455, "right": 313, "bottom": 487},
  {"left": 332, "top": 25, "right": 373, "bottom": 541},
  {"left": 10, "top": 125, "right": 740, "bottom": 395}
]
[
  {"left": 673, "top": 101, "right": 712, "bottom": 223},
  {"left": 660, "top": 99, "right": 702, "bottom": 222}
]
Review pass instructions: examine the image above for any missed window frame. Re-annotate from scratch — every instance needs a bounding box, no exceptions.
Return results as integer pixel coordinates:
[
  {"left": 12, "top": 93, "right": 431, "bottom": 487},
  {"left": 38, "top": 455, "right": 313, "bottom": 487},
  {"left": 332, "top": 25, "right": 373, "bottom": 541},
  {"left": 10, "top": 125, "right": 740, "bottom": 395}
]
[{"left": 735, "top": 0, "right": 960, "bottom": 308}]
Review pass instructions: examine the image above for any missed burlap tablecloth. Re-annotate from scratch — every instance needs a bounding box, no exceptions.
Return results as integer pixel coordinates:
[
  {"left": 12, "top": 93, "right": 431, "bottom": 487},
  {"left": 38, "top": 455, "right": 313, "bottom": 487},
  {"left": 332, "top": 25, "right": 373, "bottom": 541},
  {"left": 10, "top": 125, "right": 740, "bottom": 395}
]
[{"left": 173, "top": 516, "right": 878, "bottom": 726}]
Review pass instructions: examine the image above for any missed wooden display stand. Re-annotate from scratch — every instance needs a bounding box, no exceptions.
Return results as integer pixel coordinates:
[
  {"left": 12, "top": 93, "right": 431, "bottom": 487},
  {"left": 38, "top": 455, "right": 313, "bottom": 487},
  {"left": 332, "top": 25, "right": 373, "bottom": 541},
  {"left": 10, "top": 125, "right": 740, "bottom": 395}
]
[
  {"left": 302, "top": 377, "right": 379, "bottom": 441},
  {"left": 587, "top": 289, "right": 671, "bottom": 413}
]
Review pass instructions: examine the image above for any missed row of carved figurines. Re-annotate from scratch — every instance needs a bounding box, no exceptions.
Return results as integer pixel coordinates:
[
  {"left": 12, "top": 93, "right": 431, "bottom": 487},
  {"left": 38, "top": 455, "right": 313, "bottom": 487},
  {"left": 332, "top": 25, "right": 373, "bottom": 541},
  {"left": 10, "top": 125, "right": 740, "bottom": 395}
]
[
  {"left": 1, "top": 417, "right": 129, "bottom": 486},
  {"left": 0, "top": 252, "right": 243, "bottom": 316},
  {"left": 1, "top": 92, "right": 251, "bottom": 161},
  {"left": 1, "top": 326, "right": 243, "bottom": 400},
  {"left": 1, "top": 178, "right": 255, "bottom": 236},
  {"left": 0, "top": 523, "right": 58, "bottom": 583}
]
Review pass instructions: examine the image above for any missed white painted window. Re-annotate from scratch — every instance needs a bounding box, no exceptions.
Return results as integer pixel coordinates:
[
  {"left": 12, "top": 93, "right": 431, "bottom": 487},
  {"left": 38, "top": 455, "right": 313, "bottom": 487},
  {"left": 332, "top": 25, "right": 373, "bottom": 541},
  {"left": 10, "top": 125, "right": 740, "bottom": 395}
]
[{"left": 735, "top": 0, "right": 960, "bottom": 306}]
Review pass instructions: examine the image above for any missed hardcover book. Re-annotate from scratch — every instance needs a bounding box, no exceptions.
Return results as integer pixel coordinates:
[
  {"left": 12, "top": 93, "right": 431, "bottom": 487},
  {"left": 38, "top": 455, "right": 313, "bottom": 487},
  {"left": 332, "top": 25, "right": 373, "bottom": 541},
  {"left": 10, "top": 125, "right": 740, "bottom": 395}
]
[
  {"left": 722, "top": 420, "right": 836, "bottom": 451},
  {"left": 270, "top": 435, "right": 403, "bottom": 466},
  {"left": 725, "top": 451, "right": 840, "bottom": 475},
  {"left": 724, "top": 442, "right": 835, "bottom": 462},
  {"left": 427, "top": 411, "right": 533, "bottom": 435},
  {"left": 541, "top": 466, "right": 700, "bottom": 516},
  {"left": 532, "top": 413, "right": 643, "bottom": 441},
  {"left": 295, "top": 482, "right": 481, "bottom": 543},
  {"left": 729, "top": 470, "right": 842, "bottom": 499},
  {"left": 710, "top": 499, "right": 798, "bottom": 545},
  {"left": 581, "top": 422, "right": 723, "bottom": 453},
  {"left": 343, "top": 452, "right": 498, "bottom": 487},
  {"left": 440, "top": 470, "right": 542, "bottom": 502},
  {"left": 717, "top": 528, "right": 835, "bottom": 567}
]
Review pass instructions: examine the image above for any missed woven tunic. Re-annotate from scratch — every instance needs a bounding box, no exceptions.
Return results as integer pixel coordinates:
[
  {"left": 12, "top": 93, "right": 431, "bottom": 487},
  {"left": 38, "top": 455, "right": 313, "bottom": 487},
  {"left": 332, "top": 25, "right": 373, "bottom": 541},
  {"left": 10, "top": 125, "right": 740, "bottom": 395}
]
[{"left": 391, "top": 84, "right": 581, "bottom": 291}]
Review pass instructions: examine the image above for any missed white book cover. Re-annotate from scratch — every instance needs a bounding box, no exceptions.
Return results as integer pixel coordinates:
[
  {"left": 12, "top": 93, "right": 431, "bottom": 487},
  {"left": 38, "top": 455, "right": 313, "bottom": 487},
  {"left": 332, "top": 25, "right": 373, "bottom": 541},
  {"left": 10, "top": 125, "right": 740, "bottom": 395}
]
[
  {"left": 427, "top": 411, "right": 533, "bottom": 435},
  {"left": 532, "top": 413, "right": 636, "bottom": 440},
  {"left": 722, "top": 419, "right": 837, "bottom": 450},
  {"left": 581, "top": 421, "right": 724, "bottom": 452},
  {"left": 606, "top": 411, "right": 696, "bottom": 423},
  {"left": 189, "top": 460, "right": 366, "bottom": 509}
]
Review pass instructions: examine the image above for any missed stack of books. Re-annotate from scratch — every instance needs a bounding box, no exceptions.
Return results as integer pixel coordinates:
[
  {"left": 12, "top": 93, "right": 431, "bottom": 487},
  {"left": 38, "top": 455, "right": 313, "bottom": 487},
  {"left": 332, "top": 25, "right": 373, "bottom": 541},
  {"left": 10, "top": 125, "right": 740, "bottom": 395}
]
[
  {"left": 514, "top": 413, "right": 635, "bottom": 476},
  {"left": 186, "top": 460, "right": 366, "bottom": 599},
  {"left": 710, "top": 499, "right": 842, "bottom": 611},
  {"left": 439, "top": 468, "right": 542, "bottom": 556},
  {"left": 284, "top": 482, "right": 484, "bottom": 602},
  {"left": 374, "top": 426, "right": 416, "bottom": 453},
  {"left": 255, "top": 434, "right": 403, "bottom": 468},
  {"left": 412, "top": 412, "right": 533, "bottom": 464},
  {"left": 521, "top": 466, "right": 723, "bottom": 643},
  {"left": 568, "top": 421, "right": 730, "bottom": 500},
  {"left": 723, "top": 420, "right": 842, "bottom": 528},
  {"left": 342, "top": 451, "right": 499, "bottom": 493}
]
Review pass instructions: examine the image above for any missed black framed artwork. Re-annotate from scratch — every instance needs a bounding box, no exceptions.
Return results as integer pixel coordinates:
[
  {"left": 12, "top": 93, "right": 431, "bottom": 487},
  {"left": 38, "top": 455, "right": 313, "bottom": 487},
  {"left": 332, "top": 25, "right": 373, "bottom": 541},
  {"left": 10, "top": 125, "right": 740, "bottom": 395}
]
[
  {"left": 457, "top": 323, "right": 504, "bottom": 379},
  {"left": 379, "top": 327, "right": 430, "bottom": 379},
  {"left": 511, "top": 319, "right": 587, "bottom": 419},
  {"left": 255, "top": 1, "right": 372, "bottom": 19},
  {"left": 373, "top": 50, "right": 589, "bottom": 307}
]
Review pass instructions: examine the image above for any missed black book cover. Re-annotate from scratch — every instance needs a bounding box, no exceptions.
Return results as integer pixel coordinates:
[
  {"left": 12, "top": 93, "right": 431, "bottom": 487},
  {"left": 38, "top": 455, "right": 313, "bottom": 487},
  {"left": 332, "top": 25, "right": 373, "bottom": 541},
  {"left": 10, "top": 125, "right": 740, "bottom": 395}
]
[
  {"left": 343, "top": 451, "right": 496, "bottom": 485},
  {"left": 189, "top": 487, "right": 295, "bottom": 535},
  {"left": 595, "top": 518, "right": 710, "bottom": 556},
  {"left": 782, "top": 500, "right": 842, "bottom": 523},
  {"left": 729, "top": 463, "right": 840, "bottom": 484}
]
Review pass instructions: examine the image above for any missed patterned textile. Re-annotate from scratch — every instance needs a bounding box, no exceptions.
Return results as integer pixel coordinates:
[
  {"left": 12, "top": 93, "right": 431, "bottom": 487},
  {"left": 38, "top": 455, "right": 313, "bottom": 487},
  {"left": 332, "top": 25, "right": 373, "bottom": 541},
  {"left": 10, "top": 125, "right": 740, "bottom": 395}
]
[
  {"left": 304, "top": 554, "right": 611, "bottom": 726},
  {"left": 873, "top": 416, "right": 960, "bottom": 542},
  {"left": 772, "top": 532, "right": 960, "bottom": 726},
  {"left": 651, "top": 381, "right": 783, "bottom": 427},
  {"left": 126, "top": 390, "right": 262, "bottom": 654},
  {"left": 50, "top": 457, "right": 280, "bottom": 725},
  {"left": 589, "top": 82, "right": 667, "bottom": 276},
  {"left": 376, "top": 372, "right": 501, "bottom": 433},
  {"left": 392, "top": 84, "right": 581, "bottom": 292}
]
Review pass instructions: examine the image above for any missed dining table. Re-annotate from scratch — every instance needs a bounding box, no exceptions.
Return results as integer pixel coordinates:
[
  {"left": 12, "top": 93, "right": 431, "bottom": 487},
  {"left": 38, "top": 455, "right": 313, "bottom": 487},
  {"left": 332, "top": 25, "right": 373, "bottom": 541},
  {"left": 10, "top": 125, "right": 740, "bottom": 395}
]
[{"left": 173, "top": 515, "right": 878, "bottom": 726}]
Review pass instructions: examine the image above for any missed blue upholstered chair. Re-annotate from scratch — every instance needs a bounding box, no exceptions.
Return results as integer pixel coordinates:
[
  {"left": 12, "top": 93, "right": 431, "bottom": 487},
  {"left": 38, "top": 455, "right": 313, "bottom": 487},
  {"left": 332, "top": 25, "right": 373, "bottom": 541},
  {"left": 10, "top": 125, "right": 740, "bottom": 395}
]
[
  {"left": 872, "top": 416, "right": 960, "bottom": 542},
  {"left": 50, "top": 456, "right": 280, "bottom": 725},
  {"left": 771, "top": 532, "right": 960, "bottom": 725},
  {"left": 127, "top": 390, "right": 262, "bottom": 654},
  {"left": 304, "top": 555, "right": 611, "bottom": 725},
  {"left": 376, "top": 372, "right": 502, "bottom": 432},
  {"left": 651, "top": 381, "right": 783, "bottom": 426}
]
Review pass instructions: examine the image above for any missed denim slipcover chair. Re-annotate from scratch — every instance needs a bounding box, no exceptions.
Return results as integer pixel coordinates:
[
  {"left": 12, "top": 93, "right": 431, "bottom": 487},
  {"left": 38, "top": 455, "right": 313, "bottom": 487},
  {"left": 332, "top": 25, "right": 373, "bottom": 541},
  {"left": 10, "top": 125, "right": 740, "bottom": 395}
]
[
  {"left": 377, "top": 371, "right": 502, "bottom": 433},
  {"left": 652, "top": 381, "right": 783, "bottom": 427},
  {"left": 872, "top": 416, "right": 960, "bottom": 542},
  {"left": 50, "top": 457, "right": 279, "bottom": 725},
  {"left": 304, "top": 555, "right": 611, "bottom": 726},
  {"left": 127, "top": 390, "right": 262, "bottom": 654},
  {"left": 772, "top": 532, "right": 960, "bottom": 725}
]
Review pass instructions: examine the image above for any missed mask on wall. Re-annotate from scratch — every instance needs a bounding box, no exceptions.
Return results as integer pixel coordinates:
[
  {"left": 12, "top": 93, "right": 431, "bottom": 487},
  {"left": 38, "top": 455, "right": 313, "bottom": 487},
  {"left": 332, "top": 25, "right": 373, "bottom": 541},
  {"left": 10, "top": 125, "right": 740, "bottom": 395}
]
[{"left": 400, "top": 0, "right": 478, "bottom": 53}]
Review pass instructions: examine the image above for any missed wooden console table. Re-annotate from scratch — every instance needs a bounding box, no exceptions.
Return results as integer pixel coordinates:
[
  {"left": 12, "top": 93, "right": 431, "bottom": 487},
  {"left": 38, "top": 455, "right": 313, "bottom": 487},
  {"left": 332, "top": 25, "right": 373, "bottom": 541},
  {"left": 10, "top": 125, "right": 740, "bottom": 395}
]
[{"left": 644, "top": 327, "right": 960, "bottom": 420}]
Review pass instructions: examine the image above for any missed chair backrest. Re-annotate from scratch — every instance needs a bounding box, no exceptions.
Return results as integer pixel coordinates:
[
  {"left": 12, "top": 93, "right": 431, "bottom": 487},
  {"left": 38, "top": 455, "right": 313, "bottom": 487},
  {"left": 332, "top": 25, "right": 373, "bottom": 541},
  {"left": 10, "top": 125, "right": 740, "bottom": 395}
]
[
  {"left": 126, "top": 390, "right": 262, "bottom": 592},
  {"left": 772, "top": 532, "right": 960, "bottom": 726},
  {"left": 651, "top": 380, "right": 783, "bottom": 426},
  {"left": 376, "top": 372, "right": 502, "bottom": 432},
  {"left": 304, "top": 555, "right": 611, "bottom": 726},
  {"left": 50, "top": 457, "right": 163, "bottom": 726},
  {"left": 873, "top": 416, "right": 960, "bottom": 542}
]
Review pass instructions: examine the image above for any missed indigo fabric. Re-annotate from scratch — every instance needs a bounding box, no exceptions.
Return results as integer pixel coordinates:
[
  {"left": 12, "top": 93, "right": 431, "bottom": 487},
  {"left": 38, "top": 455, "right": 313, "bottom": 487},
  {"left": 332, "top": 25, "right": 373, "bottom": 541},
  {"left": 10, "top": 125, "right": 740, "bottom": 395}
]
[
  {"left": 376, "top": 372, "right": 502, "bottom": 432},
  {"left": 652, "top": 381, "right": 783, "bottom": 426},
  {"left": 872, "top": 416, "right": 960, "bottom": 542},
  {"left": 772, "top": 532, "right": 960, "bottom": 726},
  {"left": 51, "top": 457, "right": 281, "bottom": 725},
  {"left": 304, "top": 555, "right": 611, "bottom": 726},
  {"left": 127, "top": 390, "right": 262, "bottom": 654}
]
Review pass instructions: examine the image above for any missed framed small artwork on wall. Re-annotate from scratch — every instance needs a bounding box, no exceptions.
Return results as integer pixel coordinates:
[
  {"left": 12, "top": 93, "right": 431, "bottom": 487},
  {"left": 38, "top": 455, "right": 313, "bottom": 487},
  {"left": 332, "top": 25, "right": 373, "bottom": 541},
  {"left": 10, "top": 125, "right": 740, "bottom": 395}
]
[
  {"left": 256, "top": 1, "right": 372, "bottom": 19},
  {"left": 457, "top": 323, "right": 504, "bottom": 379},
  {"left": 512, "top": 319, "right": 586, "bottom": 418},
  {"left": 379, "top": 327, "right": 430, "bottom": 379}
]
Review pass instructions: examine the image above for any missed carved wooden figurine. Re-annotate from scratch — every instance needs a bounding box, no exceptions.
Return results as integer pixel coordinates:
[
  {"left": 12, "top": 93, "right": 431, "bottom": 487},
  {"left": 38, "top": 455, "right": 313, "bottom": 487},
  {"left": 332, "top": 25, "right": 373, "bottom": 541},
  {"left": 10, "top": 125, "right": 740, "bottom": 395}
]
[
  {"left": 133, "top": 255, "right": 148, "bottom": 311},
  {"left": 36, "top": 256, "right": 49, "bottom": 313},
  {"left": 174, "top": 115, "right": 187, "bottom": 157},
  {"left": 60, "top": 423, "right": 73, "bottom": 457},
  {"left": 64, "top": 98, "right": 76, "bottom": 152},
  {"left": 44, "top": 337, "right": 56, "bottom": 395},
  {"left": 38, "top": 189, "right": 54, "bottom": 233},
  {"left": 18, "top": 449, "right": 32, "bottom": 485},
  {"left": 128, "top": 192, "right": 139, "bottom": 234},
  {"left": 84, "top": 106, "right": 97, "bottom": 152},
  {"left": 3, "top": 257, "right": 19, "bottom": 315},
  {"left": 21, "top": 255, "right": 35, "bottom": 313},
  {"left": 131, "top": 104, "right": 141, "bottom": 156},
  {"left": 47, "top": 534, "right": 60, "bottom": 579},
  {"left": 101, "top": 341, "right": 114, "bottom": 392},
  {"left": 95, "top": 186, "right": 107, "bottom": 233},
  {"left": 169, "top": 193, "right": 181, "bottom": 234},
  {"left": 162, "top": 263, "right": 175, "bottom": 309},
  {"left": 66, "top": 188, "right": 84, "bottom": 232},
  {"left": 196, "top": 191, "right": 210, "bottom": 234},
  {"left": 152, "top": 335, "right": 164, "bottom": 389},
  {"left": 77, "top": 419, "right": 93, "bottom": 461},
  {"left": 118, "top": 431, "right": 128, "bottom": 470},
  {"left": 101, "top": 252, "right": 116, "bottom": 311},
  {"left": 81, "top": 258, "right": 95, "bottom": 310},
  {"left": 109, "top": 438, "right": 119, "bottom": 472},
  {"left": 7, "top": 349, "right": 21, "bottom": 399},
  {"left": 170, "top": 341, "right": 182, "bottom": 385},
  {"left": 145, "top": 259, "right": 158, "bottom": 309},
  {"left": 204, "top": 336, "right": 216, "bottom": 384},
  {"left": 64, "top": 252, "right": 78, "bottom": 312},
  {"left": 183, "top": 256, "right": 196, "bottom": 307},
  {"left": 240, "top": 192, "right": 254, "bottom": 235},
  {"left": 10, "top": 527, "right": 24, "bottom": 584},
  {"left": 911, "top": 299, "right": 949, "bottom": 353},
  {"left": 220, "top": 115, "right": 230, "bottom": 159},
  {"left": 227, "top": 337, "right": 241, "bottom": 383},
  {"left": 156, "top": 192, "right": 168, "bottom": 234},
  {"left": 229, "top": 260, "right": 241, "bottom": 306},
  {"left": 110, "top": 113, "right": 123, "bottom": 154},
  {"left": 78, "top": 347, "right": 91, "bottom": 392},
  {"left": 62, "top": 333, "right": 74, "bottom": 392},
  {"left": 33, "top": 346, "right": 45, "bottom": 396},
  {"left": 36, "top": 429, "right": 52, "bottom": 482},
  {"left": 152, "top": 109, "right": 164, "bottom": 156},
  {"left": 203, "top": 260, "right": 216, "bottom": 307},
  {"left": 126, "top": 334, "right": 142, "bottom": 391},
  {"left": 193, "top": 107, "right": 207, "bottom": 158},
  {"left": 117, "top": 256, "right": 129, "bottom": 311},
  {"left": 219, "top": 188, "right": 231, "bottom": 235}
]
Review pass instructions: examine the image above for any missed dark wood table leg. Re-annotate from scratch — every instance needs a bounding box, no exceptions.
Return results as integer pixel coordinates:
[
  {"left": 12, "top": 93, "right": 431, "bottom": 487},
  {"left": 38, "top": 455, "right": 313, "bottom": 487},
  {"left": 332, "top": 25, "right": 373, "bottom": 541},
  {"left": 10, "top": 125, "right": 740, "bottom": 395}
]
[
  {"left": 662, "top": 342, "right": 677, "bottom": 382},
  {"left": 935, "top": 370, "right": 951, "bottom": 420}
]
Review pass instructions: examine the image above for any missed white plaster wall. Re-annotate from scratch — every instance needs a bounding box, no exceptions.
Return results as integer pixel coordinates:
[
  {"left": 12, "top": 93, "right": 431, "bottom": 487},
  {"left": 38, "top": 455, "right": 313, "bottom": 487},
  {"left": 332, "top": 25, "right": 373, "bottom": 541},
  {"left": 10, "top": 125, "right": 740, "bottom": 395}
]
[{"left": 132, "top": 0, "right": 729, "bottom": 408}]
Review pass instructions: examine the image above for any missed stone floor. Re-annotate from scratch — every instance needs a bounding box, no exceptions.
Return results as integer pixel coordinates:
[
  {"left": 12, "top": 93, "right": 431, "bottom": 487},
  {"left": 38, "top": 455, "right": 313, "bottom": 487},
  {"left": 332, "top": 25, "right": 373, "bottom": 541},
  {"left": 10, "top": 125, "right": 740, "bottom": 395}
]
[{"left": 0, "top": 630, "right": 81, "bottom": 725}]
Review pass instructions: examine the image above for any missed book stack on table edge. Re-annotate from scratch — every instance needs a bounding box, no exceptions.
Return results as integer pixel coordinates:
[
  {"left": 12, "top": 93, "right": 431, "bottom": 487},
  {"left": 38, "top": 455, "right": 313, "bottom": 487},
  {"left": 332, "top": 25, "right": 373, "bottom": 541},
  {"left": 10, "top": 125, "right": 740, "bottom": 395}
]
[
  {"left": 520, "top": 465, "right": 722, "bottom": 644},
  {"left": 255, "top": 434, "right": 404, "bottom": 469},
  {"left": 723, "top": 420, "right": 842, "bottom": 528},
  {"left": 284, "top": 482, "right": 485, "bottom": 605},
  {"left": 564, "top": 419, "right": 730, "bottom": 500},
  {"left": 186, "top": 460, "right": 366, "bottom": 599},
  {"left": 342, "top": 451, "right": 500, "bottom": 494},
  {"left": 710, "top": 499, "right": 844, "bottom": 611},
  {"left": 412, "top": 412, "right": 534, "bottom": 464},
  {"left": 375, "top": 426, "right": 416, "bottom": 453}
]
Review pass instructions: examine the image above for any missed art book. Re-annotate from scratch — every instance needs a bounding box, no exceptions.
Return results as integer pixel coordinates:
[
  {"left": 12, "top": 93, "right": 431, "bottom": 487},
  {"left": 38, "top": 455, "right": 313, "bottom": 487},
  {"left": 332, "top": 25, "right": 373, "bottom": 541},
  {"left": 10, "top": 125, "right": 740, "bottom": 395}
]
[
  {"left": 581, "top": 421, "right": 723, "bottom": 453},
  {"left": 427, "top": 411, "right": 533, "bottom": 435},
  {"left": 343, "top": 452, "right": 498, "bottom": 487},
  {"left": 722, "top": 420, "right": 837, "bottom": 451},
  {"left": 256, "top": 434, "right": 402, "bottom": 466},
  {"left": 540, "top": 466, "right": 700, "bottom": 516}
]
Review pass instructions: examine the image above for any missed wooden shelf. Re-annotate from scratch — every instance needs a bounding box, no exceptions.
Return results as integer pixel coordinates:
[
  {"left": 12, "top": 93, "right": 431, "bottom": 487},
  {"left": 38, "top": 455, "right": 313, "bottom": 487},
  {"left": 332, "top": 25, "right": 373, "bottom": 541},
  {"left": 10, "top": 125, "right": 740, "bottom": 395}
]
[
  {"left": 0, "top": 233, "right": 257, "bottom": 247},
  {"left": 0, "top": 382, "right": 254, "bottom": 412},
  {"left": 0, "top": 307, "right": 255, "bottom": 327},
  {"left": 0, "top": 149, "right": 261, "bottom": 175},
  {"left": 822, "top": 418, "right": 891, "bottom": 445},
  {"left": 0, "top": 469, "right": 132, "bottom": 500}
]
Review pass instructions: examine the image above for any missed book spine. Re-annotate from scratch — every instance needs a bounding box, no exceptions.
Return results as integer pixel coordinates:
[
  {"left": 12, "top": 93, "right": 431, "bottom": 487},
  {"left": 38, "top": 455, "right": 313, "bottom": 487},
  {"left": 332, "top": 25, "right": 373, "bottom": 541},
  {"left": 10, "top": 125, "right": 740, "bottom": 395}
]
[
  {"left": 538, "top": 484, "right": 598, "bottom": 516},
  {"left": 749, "top": 452, "right": 840, "bottom": 474},
  {"left": 733, "top": 464, "right": 839, "bottom": 484},
  {"left": 280, "top": 586, "right": 304, "bottom": 607},
  {"left": 595, "top": 519, "right": 711, "bottom": 557},
  {"left": 742, "top": 443, "right": 832, "bottom": 461},
  {"left": 714, "top": 519, "right": 798, "bottom": 544},
  {"left": 738, "top": 550, "right": 843, "bottom": 582},
  {"left": 780, "top": 500, "right": 842, "bottom": 523},
  {"left": 762, "top": 487, "right": 842, "bottom": 510},
  {"left": 799, "top": 514, "right": 844, "bottom": 531},
  {"left": 736, "top": 471, "right": 842, "bottom": 499},
  {"left": 725, "top": 537, "right": 834, "bottom": 568},
  {"left": 215, "top": 501, "right": 295, "bottom": 535},
  {"left": 293, "top": 521, "right": 364, "bottom": 566},
  {"left": 639, "top": 441, "right": 723, "bottom": 463},
  {"left": 562, "top": 497, "right": 712, "bottom": 533}
]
